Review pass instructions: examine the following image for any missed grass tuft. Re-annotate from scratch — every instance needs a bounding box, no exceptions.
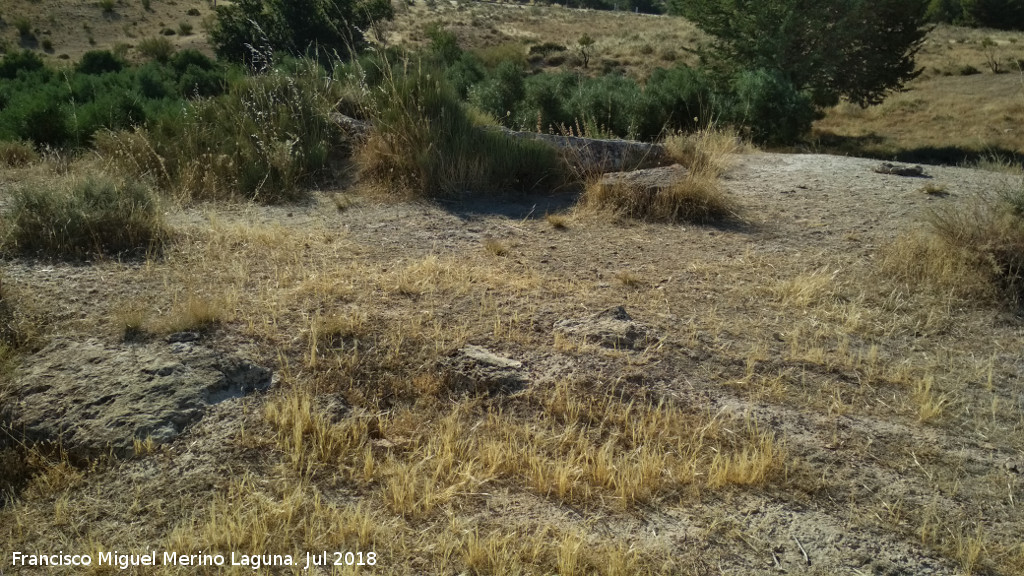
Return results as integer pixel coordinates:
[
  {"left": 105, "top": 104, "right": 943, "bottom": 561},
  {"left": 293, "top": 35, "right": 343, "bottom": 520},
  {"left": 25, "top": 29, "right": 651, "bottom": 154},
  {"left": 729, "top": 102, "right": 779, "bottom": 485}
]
[{"left": 0, "top": 175, "right": 167, "bottom": 259}]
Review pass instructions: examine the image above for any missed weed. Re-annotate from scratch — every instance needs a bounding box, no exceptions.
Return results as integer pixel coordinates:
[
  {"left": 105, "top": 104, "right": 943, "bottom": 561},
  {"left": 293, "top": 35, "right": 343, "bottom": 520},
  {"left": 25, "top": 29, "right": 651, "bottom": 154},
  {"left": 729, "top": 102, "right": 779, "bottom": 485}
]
[
  {"left": 99, "top": 0, "right": 116, "bottom": 14},
  {"left": 919, "top": 182, "right": 948, "bottom": 195},
  {"left": 664, "top": 126, "right": 742, "bottom": 178}
]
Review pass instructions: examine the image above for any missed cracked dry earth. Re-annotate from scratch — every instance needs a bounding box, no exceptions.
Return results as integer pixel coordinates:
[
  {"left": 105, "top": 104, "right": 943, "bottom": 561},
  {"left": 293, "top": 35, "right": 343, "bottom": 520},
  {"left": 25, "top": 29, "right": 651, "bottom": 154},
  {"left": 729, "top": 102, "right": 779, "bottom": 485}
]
[{"left": 2, "top": 152, "right": 1024, "bottom": 575}]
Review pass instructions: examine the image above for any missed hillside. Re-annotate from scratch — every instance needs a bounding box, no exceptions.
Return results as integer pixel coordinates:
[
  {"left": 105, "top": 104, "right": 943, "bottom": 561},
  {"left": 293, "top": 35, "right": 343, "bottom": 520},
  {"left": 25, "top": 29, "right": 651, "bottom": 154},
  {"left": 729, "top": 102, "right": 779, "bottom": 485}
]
[{"left": 1, "top": 2, "right": 1024, "bottom": 575}]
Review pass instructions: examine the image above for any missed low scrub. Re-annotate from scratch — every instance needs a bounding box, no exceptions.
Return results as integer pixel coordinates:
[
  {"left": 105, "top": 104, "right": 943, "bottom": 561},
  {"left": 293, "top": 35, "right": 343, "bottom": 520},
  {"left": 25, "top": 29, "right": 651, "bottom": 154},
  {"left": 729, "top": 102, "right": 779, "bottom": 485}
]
[
  {"left": 99, "top": 60, "right": 342, "bottom": 202},
  {"left": 357, "top": 61, "right": 565, "bottom": 198},
  {"left": 0, "top": 49, "right": 228, "bottom": 148},
  {"left": 883, "top": 185, "right": 1024, "bottom": 306},
  {"left": 1, "top": 176, "right": 167, "bottom": 259}
]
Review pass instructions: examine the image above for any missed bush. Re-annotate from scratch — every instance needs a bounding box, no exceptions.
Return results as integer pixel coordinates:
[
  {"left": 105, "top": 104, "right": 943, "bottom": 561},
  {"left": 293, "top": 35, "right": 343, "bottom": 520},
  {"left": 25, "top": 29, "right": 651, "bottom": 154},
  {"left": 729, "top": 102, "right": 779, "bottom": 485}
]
[
  {"left": 0, "top": 50, "right": 44, "bottom": 80},
  {"left": 76, "top": 50, "right": 127, "bottom": 75},
  {"left": 101, "top": 60, "right": 342, "bottom": 202},
  {"left": 137, "top": 36, "right": 175, "bottom": 62},
  {"left": 926, "top": 187, "right": 1024, "bottom": 304},
  {"left": 725, "top": 68, "right": 815, "bottom": 146},
  {"left": 0, "top": 141, "right": 39, "bottom": 167},
  {"left": 357, "top": 62, "right": 564, "bottom": 197},
  {"left": 1, "top": 176, "right": 167, "bottom": 259}
]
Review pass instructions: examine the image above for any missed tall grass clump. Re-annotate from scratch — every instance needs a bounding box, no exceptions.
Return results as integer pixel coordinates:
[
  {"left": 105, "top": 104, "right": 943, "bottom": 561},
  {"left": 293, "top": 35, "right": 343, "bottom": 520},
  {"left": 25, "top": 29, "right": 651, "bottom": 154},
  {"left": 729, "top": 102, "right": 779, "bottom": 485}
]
[
  {"left": 0, "top": 175, "right": 167, "bottom": 259},
  {"left": 357, "top": 60, "right": 564, "bottom": 198},
  {"left": 664, "top": 126, "right": 742, "bottom": 178},
  {"left": 100, "top": 59, "right": 342, "bottom": 203},
  {"left": 883, "top": 184, "right": 1024, "bottom": 306},
  {"left": 0, "top": 141, "right": 39, "bottom": 167}
]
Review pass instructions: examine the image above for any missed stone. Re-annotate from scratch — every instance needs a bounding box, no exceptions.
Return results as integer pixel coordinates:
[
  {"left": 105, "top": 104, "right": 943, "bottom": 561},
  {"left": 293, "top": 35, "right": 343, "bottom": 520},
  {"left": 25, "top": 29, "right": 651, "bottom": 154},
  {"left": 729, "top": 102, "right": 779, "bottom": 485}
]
[
  {"left": 5, "top": 338, "right": 273, "bottom": 458},
  {"left": 598, "top": 164, "right": 689, "bottom": 196},
  {"left": 443, "top": 345, "right": 528, "bottom": 395},
  {"left": 330, "top": 112, "right": 667, "bottom": 174},
  {"left": 873, "top": 162, "right": 926, "bottom": 177},
  {"left": 554, "top": 306, "right": 657, "bottom": 350}
]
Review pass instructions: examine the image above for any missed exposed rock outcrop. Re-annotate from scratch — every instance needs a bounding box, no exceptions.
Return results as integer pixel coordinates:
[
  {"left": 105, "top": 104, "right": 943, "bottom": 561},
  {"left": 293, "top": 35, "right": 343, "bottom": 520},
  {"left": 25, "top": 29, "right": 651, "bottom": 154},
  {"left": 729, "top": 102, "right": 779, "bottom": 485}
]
[{"left": 6, "top": 338, "right": 273, "bottom": 458}]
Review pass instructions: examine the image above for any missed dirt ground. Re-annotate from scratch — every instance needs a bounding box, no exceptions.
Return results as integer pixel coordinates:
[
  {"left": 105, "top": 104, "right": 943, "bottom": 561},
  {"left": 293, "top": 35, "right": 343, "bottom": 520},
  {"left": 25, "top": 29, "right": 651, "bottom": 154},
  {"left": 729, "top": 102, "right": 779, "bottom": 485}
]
[{"left": 1, "top": 151, "right": 1022, "bottom": 575}]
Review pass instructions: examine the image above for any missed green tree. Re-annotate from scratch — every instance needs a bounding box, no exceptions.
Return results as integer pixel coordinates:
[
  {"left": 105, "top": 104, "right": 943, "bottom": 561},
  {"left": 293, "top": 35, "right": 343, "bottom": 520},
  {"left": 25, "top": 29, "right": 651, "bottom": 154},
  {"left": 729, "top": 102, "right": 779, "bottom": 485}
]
[
  {"left": 673, "top": 0, "right": 929, "bottom": 109},
  {"left": 962, "top": 0, "right": 1024, "bottom": 30},
  {"left": 209, "top": 0, "right": 394, "bottom": 65}
]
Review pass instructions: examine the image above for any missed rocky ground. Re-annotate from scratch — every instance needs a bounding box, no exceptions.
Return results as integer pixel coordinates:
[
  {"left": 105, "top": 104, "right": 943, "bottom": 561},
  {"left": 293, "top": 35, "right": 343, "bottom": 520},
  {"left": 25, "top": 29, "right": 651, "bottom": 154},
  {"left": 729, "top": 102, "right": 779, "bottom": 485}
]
[{"left": 1, "top": 152, "right": 1023, "bottom": 575}]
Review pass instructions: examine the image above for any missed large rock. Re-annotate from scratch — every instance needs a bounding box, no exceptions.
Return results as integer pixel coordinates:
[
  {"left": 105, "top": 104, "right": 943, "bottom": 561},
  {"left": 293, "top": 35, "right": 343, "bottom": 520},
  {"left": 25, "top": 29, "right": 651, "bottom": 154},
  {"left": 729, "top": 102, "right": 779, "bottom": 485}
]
[
  {"left": 555, "top": 306, "right": 657, "bottom": 350},
  {"left": 442, "top": 345, "right": 528, "bottom": 395},
  {"left": 597, "top": 163, "right": 689, "bottom": 195},
  {"left": 492, "top": 126, "right": 667, "bottom": 173},
  {"left": 329, "top": 113, "right": 666, "bottom": 174},
  {"left": 5, "top": 338, "right": 273, "bottom": 458}
]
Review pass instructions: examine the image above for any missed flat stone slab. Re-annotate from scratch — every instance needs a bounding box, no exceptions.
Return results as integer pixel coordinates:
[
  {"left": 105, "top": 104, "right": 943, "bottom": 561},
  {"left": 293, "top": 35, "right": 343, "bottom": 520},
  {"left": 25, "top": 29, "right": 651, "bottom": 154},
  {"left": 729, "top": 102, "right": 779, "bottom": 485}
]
[
  {"left": 443, "top": 345, "right": 528, "bottom": 395},
  {"left": 598, "top": 163, "right": 689, "bottom": 194},
  {"left": 5, "top": 338, "right": 273, "bottom": 458},
  {"left": 873, "top": 162, "right": 927, "bottom": 177}
]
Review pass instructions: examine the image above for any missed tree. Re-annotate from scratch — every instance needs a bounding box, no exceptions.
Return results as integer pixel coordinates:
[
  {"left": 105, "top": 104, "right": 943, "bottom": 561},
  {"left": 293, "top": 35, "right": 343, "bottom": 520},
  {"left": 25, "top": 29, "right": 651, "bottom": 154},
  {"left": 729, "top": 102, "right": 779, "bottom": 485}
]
[
  {"left": 209, "top": 0, "right": 394, "bottom": 65},
  {"left": 962, "top": 0, "right": 1024, "bottom": 30},
  {"left": 673, "top": 0, "right": 929, "bottom": 109}
]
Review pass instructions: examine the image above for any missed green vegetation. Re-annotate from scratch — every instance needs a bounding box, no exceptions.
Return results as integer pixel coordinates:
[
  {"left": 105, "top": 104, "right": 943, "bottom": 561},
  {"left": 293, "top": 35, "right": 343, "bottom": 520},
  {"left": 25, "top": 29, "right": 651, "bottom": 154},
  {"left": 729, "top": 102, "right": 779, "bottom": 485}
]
[
  {"left": 928, "top": 0, "right": 1024, "bottom": 29},
  {"left": 1, "top": 176, "right": 167, "bottom": 259},
  {"left": 675, "top": 0, "right": 929, "bottom": 109},
  {"left": 99, "top": 60, "right": 342, "bottom": 202},
  {"left": 356, "top": 61, "right": 565, "bottom": 197},
  {"left": 209, "top": 0, "right": 395, "bottom": 65},
  {"left": 0, "top": 49, "right": 228, "bottom": 148}
]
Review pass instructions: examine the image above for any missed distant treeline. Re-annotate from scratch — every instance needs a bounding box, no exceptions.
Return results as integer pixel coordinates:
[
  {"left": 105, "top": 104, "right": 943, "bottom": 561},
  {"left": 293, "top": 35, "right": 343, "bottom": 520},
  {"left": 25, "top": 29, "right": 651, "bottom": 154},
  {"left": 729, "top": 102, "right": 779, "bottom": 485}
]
[
  {"left": 473, "top": 0, "right": 1024, "bottom": 28},
  {"left": 921, "top": 0, "right": 1020, "bottom": 29},
  {"left": 478, "top": 0, "right": 668, "bottom": 15}
]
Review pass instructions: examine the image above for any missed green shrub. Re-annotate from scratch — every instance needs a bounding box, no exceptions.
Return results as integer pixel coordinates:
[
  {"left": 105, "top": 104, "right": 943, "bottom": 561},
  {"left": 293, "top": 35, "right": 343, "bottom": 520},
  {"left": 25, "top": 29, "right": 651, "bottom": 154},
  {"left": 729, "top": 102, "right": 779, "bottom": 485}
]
[
  {"left": 178, "top": 22, "right": 193, "bottom": 36},
  {"left": 725, "top": 68, "right": 815, "bottom": 146},
  {"left": 469, "top": 60, "right": 525, "bottom": 122},
  {"left": 13, "top": 18, "right": 32, "bottom": 39},
  {"left": 76, "top": 50, "right": 127, "bottom": 75},
  {"left": 0, "top": 50, "right": 44, "bottom": 79},
  {"left": 1, "top": 176, "right": 167, "bottom": 259},
  {"left": 358, "top": 62, "right": 564, "bottom": 197}
]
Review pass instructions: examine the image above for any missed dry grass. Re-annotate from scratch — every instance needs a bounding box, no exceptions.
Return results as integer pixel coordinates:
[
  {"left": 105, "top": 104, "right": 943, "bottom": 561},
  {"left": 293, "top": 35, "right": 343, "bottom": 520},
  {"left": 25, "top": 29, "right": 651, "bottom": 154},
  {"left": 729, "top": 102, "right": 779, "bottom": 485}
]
[
  {"left": 583, "top": 168, "right": 739, "bottom": 224},
  {"left": 0, "top": 141, "right": 39, "bottom": 168},
  {"left": 883, "top": 184, "right": 1024, "bottom": 307},
  {"left": 664, "top": 127, "right": 743, "bottom": 178}
]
